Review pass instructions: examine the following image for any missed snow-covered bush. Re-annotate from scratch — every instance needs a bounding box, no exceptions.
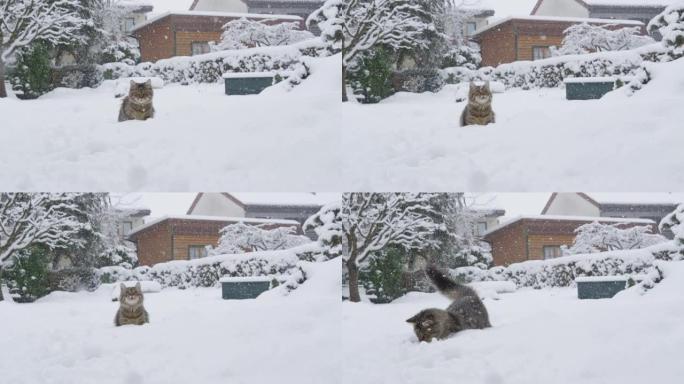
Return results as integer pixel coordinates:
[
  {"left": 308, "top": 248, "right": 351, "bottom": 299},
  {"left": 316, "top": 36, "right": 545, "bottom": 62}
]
[
  {"left": 306, "top": 0, "right": 342, "bottom": 54},
  {"left": 213, "top": 18, "right": 314, "bottom": 51},
  {"left": 391, "top": 67, "right": 445, "bottom": 93},
  {"left": 660, "top": 204, "right": 684, "bottom": 259},
  {"left": 101, "top": 42, "right": 317, "bottom": 85},
  {"left": 449, "top": 248, "right": 665, "bottom": 289},
  {"left": 347, "top": 47, "right": 394, "bottom": 103},
  {"left": 648, "top": 2, "right": 684, "bottom": 60},
  {"left": 2, "top": 246, "right": 51, "bottom": 302},
  {"left": 566, "top": 221, "right": 666, "bottom": 255},
  {"left": 209, "top": 222, "right": 310, "bottom": 256},
  {"left": 553, "top": 23, "right": 654, "bottom": 56},
  {"left": 96, "top": 244, "right": 138, "bottom": 269},
  {"left": 303, "top": 201, "right": 342, "bottom": 261},
  {"left": 96, "top": 250, "right": 306, "bottom": 291},
  {"left": 8, "top": 42, "right": 53, "bottom": 99}
]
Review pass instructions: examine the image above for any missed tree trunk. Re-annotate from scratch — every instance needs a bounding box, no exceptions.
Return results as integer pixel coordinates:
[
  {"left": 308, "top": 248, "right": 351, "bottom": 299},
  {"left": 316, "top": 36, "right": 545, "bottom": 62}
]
[
  {"left": 0, "top": 265, "right": 4, "bottom": 301},
  {"left": 347, "top": 256, "right": 360, "bottom": 302},
  {"left": 342, "top": 64, "right": 348, "bottom": 102},
  {"left": 0, "top": 58, "right": 7, "bottom": 98}
]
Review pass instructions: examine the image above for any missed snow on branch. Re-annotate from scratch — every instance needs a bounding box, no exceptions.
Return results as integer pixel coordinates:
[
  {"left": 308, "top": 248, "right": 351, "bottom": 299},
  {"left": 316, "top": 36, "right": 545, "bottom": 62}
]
[
  {"left": 553, "top": 22, "right": 654, "bottom": 56},
  {"left": 213, "top": 17, "right": 314, "bottom": 51},
  {"left": 0, "top": 193, "right": 88, "bottom": 266},
  {"left": 209, "top": 222, "right": 310, "bottom": 256},
  {"left": 0, "top": 0, "right": 89, "bottom": 62}
]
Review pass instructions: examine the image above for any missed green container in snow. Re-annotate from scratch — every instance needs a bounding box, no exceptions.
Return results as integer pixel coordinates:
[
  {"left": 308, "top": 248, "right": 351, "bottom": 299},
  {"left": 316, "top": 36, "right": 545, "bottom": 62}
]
[
  {"left": 220, "top": 276, "right": 273, "bottom": 300},
  {"left": 575, "top": 276, "right": 628, "bottom": 299},
  {"left": 564, "top": 77, "right": 615, "bottom": 100},
  {"left": 223, "top": 72, "right": 286, "bottom": 95}
]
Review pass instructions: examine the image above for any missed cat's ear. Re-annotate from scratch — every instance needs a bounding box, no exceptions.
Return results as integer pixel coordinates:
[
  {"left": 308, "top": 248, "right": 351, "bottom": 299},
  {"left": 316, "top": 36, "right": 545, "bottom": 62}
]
[
  {"left": 130, "top": 80, "right": 135, "bottom": 87},
  {"left": 135, "top": 281, "right": 142, "bottom": 291},
  {"left": 485, "top": 80, "right": 491, "bottom": 89},
  {"left": 145, "top": 79, "right": 152, "bottom": 86},
  {"left": 406, "top": 314, "right": 420, "bottom": 323}
]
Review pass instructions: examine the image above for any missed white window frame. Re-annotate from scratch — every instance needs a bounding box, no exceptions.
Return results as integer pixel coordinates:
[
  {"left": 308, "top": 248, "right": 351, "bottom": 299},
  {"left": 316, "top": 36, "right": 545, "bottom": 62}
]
[
  {"left": 543, "top": 245, "right": 562, "bottom": 260},
  {"left": 191, "top": 41, "right": 210, "bottom": 56}
]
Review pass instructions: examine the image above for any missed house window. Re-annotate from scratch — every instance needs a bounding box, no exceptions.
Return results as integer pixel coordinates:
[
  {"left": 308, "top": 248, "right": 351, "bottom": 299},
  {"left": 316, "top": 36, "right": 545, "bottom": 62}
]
[
  {"left": 532, "top": 46, "right": 551, "bottom": 61},
  {"left": 465, "top": 22, "right": 478, "bottom": 36},
  {"left": 543, "top": 245, "right": 562, "bottom": 260},
  {"left": 124, "top": 18, "right": 136, "bottom": 33},
  {"left": 188, "top": 245, "right": 208, "bottom": 260},
  {"left": 191, "top": 42, "right": 210, "bottom": 56},
  {"left": 121, "top": 221, "right": 133, "bottom": 236},
  {"left": 475, "top": 222, "right": 487, "bottom": 236}
]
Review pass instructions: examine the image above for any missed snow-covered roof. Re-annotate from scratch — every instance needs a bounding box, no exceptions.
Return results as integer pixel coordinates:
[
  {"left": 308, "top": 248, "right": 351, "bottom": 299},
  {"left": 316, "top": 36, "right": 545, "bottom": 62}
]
[
  {"left": 128, "top": 214, "right": 299, "bottom": 237},
  {"left": 143, "top": 0, "right": 194, "bottom": 14},
  {"left": 473, "top": 15, "right": 643, "bottom": 36},
  {"left": 483, "top": 214, "right": 655, "bottom": 236},
  {"left": 473, "top": 0, "right": 539, "bottom": 18},
  {"left": 229, "top": 193, "right": 341, "bottom": 207},
  {"left": 132, "top": 10, "right": 302, "bottom": 32},
  {"left": 583, "top": 0, "right": 676, "bottom": 7},
  {"left": 586, "top": 193, "right": 684, "bottom": 205}
]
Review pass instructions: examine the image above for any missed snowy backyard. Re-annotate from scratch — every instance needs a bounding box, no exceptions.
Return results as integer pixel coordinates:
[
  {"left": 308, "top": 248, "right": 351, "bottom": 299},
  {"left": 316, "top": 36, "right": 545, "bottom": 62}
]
[
  {"left": 0, "top": 260, "right": 341, "bottom": 384},
  {"left": 0, "top": 54, "right": 341, "bottom": 191},
  {"left": 341, "top": 57, "right": 684, "bottom": 191},
  {"left": 341, "top": 261, "right": 684, "bottom": 384}
]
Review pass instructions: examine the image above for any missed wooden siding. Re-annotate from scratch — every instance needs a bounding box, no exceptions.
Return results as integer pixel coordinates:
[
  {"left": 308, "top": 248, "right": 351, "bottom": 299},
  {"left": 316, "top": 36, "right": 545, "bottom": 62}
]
[
  {"left": 135, "top": 221, "right": 173, "bottom": 266},
  {"left": 172, "top": 234, "right": 220, "bottom": 260},
  {"left": 527, "top": 234, "right": 576, "bottom": 260}
]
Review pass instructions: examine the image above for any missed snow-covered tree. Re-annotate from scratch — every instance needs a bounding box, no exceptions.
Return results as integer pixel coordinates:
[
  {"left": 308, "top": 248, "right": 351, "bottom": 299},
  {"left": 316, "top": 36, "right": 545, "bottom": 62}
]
[
  {"left": 307, "top": 0, "right": 343, "bottom": 53},
  {"left": 89, "top": 0, "right": 141, "bottom": 64},
  {"left": 0, "top": 193, "right": 87, "bottom": 301},
  {"left": 342, "top": 193, "right": 440, "bottom": 302},
  {"left": 303, "top": 201, "right": 342, "bottom": 260},
  {"left": 342, "top": 0, "right": 439, "bottom": 101},
  {"left": 213, "top": 18, "right": 314, "bottom": 51},
  {"left": 209, "top": 222, "right": 310, "bottom": 255},
  {"left": 566, "top": 221, "right": 666, "bottom": 255},
  {"left": 435, "top": 1, "right": 482, "bottom": 69},
  {"left": 426, "top": 193, "right": 492, "bottom": 269},
  {"left": 660, "top": 204, "right": 684, "bottom": 251},
  {"left": 0, "top": 0, "right": 89, "bottom": 97},
  {"left": 553, "top": 22, "right": 654, "bottom": 56},
  {"left": 648, "top": 2, "right": 684, "bottom": 59}
]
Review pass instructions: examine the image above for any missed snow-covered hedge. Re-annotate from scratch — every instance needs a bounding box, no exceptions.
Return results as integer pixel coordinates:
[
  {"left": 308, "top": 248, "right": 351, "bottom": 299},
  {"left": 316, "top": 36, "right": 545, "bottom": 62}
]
[
  {"left": 449, "top": 246, "right": 674, "bottom": 289},
  {"left": 442, "top": 43, "right": 676, "bottom": 90},
  {"left": 97, "top": 250, "right": 306, "bottom": 291},
  {"left": 100, "top": 40, "right": 326, "bottom": 86}
]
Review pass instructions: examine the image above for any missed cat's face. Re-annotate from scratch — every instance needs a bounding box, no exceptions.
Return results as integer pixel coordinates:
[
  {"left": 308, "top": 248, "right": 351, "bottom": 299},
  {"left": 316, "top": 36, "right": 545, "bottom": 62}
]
[
  {"left": 120, "top": 283, "right": 143, "bottom": 305},
  {"left": 129, "top": 80, "right": 153, "bottom": 99},
  {"left": 406, "top": 310, "right": 441, "bottom": 343},
  {"left": 469, "top": 81, "right": 492, "bottom": 104}
]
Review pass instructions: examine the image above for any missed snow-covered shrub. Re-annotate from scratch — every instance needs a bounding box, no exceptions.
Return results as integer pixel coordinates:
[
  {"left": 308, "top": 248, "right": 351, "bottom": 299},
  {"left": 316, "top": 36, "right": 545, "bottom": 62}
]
[
  {"left": 553, "top": 23, "right": 654, "bottom": 56},
  {"left": 450, "top": 248, "right": 665, "bottom": 289},
  {"left": 2, "top": 246, "right": 51, "bottom": 302},
  {"left": 360, "top": 245, "right": 407, "bottom": 303},
  {"left": 95, "top": 250, "right": 306, "bottom": 291},
  {"left": 648, "top": 2, "right": 684, "bottom": 60},
  {"left": 303, "top": 201, "right": 342, "bottom": 261},
  {"left": 47, "top": 267, "right": 99, "bottom": 293},
  {"left": 347, "top": 47, "right": 394, "bottom": 103},
  {"left": 209, "top": 222, "right": 310, "bottom": 256},
  {"left": 391, "top": 67, "right": 444, "bottom": 93},
  {"left": 660, "top": 204, "right": 684, "bottom": 259},
  {"left": 100, "top": 42, "right": 318, "bottom": 85},
  {"left": 306, "top": 0, "right": 342, "bottom": 54},
  {"left": 8, "top": 42, "right": 53, "bottom": 99},
  {"left": 96, "top": 244, "right": 138, "bottom": 269},
  {"left": 213, "top": 18, "right": 314, "bottom": 51},
  {"left": 566, "top": 221, "right": 666, "bottom": 255},
  {"left": 52, "top": 64, "right": 103, "bottom": 89}
]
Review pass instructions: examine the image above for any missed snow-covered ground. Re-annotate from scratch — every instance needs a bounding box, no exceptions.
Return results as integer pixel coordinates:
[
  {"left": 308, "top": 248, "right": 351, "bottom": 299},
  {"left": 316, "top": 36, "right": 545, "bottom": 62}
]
[
  {"left": 341, "top": 261, "right": 684, "bottom": 384},
  {"left": 0, "top": 259, "right": 342, "bottom": 384},
  {"left": 341, "top": 58, "right": 684, "bottom": 190},
  {"left": 0, "top": 54, "right": 341, "bottom": 191}
]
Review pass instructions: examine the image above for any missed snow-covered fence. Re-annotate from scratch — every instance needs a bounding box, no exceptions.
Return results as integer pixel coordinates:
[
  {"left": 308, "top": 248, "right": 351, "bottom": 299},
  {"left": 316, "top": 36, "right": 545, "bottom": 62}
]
[
  {"left": 449, "top": 246, "right": 674, "bottom": 289},
  {"left": 97, "top": 250, "right": 306, "bottom": 291},
  {"left": 100, "top": 40, "right": 324, "bottom": 86}
]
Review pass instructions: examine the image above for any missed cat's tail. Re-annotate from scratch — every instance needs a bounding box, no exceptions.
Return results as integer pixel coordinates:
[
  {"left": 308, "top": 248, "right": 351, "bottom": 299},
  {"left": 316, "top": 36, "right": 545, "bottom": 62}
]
[{"left": 426, "top": 265, "right": 478, "bottom": 301}]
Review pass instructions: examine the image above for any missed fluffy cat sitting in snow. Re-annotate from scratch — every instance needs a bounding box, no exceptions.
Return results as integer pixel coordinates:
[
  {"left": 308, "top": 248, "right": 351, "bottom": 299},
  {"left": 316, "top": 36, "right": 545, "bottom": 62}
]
[
  {"left": 460, "top": 81, "right": 495, "bottom": 127},
  {"left": 118, "top": 79, "right": 155, "bottom": 122},
  {"left": 114, "top": 282, "right": 149, "bottom": 326},
  {"left": 406, "top": 266, "right": 490, "bottom": 342}
]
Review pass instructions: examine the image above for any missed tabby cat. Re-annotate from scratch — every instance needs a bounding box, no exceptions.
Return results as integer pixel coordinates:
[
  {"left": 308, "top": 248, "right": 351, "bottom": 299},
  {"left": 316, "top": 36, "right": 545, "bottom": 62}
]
[
  {"left": 118, "top": 80, "right": 155, "bottom": 122},
  {"left": 406, "top": 266, "right": 491, "bottom": 342},
  {"left": 460, "top": 81, "right": 495, "bottom": 126},
  {"left": 114, "top": 282, "right": 150, "bottom": 326}
]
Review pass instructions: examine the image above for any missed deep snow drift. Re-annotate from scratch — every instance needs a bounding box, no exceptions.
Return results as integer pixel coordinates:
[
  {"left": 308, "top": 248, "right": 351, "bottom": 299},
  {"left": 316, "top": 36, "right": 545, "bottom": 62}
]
[
  {"left": 341, "top": 261, "right": 684, "bottom": 384},
  {"left": 0, "top": 54, "right": 341, "bottom": 191},
  {"left": 341, "top": 58, "right": 684, "bottom": 191},
  {"left": 0, "top": 259, "right": 342, "bottom": 384}
]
